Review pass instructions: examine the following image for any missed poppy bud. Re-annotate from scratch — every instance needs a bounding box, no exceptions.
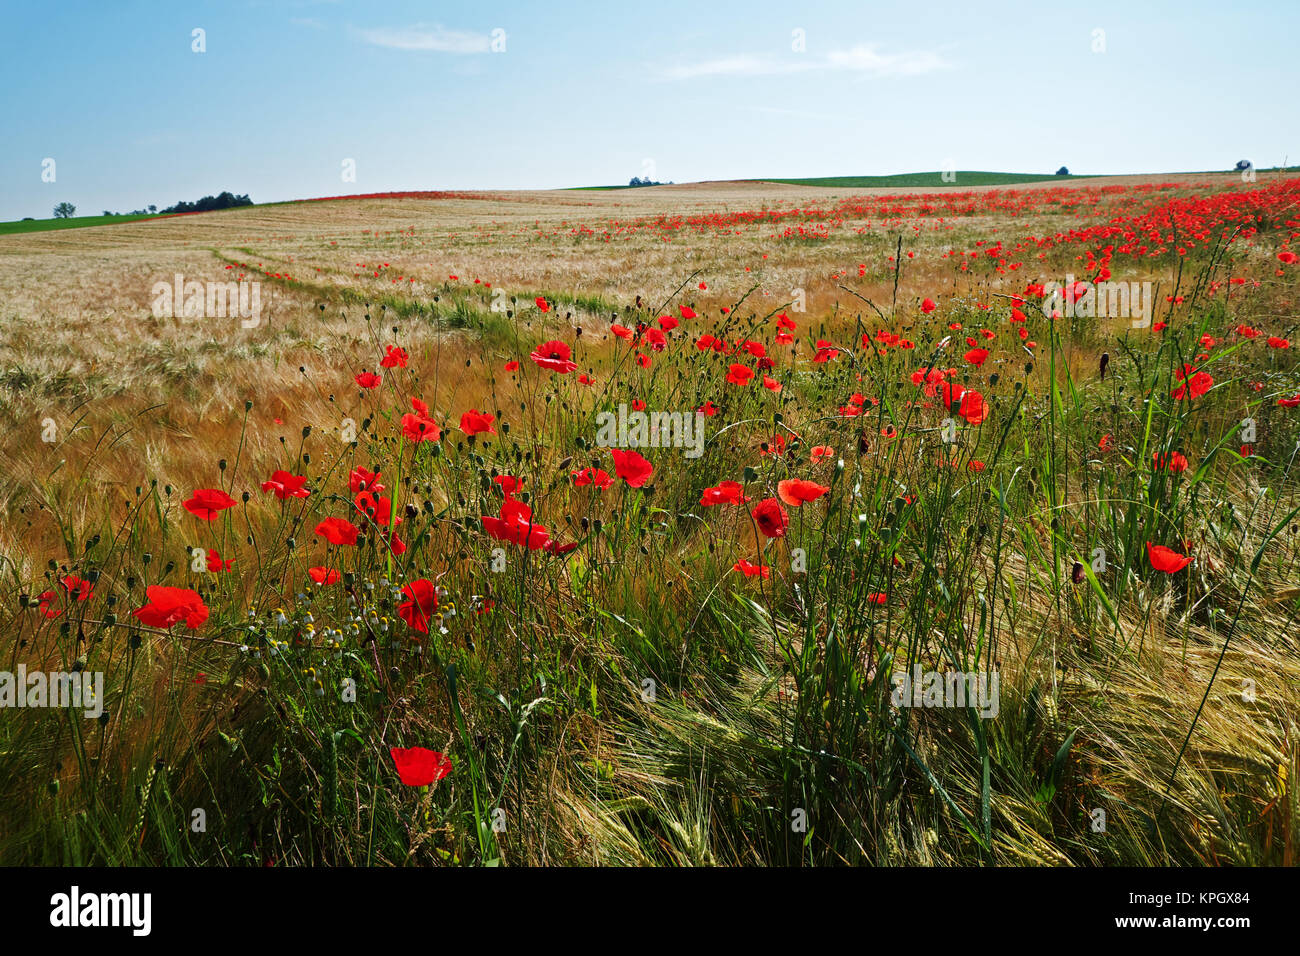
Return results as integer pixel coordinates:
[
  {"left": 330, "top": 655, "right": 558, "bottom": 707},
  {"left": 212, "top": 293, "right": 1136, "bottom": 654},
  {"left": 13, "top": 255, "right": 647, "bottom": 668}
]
[{"left": 1072, "top": 562, "right": 1085, "bottom": 584}]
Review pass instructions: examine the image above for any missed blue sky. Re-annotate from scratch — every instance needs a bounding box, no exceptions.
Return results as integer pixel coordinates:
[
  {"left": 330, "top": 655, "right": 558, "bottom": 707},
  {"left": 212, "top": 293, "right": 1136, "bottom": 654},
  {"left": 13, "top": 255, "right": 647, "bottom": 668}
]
[{"left": 1, "top": 0, "right": 1294, "bottom": 219}]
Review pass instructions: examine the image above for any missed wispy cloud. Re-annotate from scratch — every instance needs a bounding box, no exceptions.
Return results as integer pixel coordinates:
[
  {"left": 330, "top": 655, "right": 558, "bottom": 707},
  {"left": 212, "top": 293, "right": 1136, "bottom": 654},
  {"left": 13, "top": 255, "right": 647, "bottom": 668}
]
[
  {"left": 357, "top": 23, "right": 491, "bottom": 54},
  {"left": 662, "top": 44, "right": 951, "bottom": 80},
  {"left": 290, "top": 17, "right": 326, "bottom": 30},
  {"left": 748, "top": 105, "right": 846, "bottom": 123}
]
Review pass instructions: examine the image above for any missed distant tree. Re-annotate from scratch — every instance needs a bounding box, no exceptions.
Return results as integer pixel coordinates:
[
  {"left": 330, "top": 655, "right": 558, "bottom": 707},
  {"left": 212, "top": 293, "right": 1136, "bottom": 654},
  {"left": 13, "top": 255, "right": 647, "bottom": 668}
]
[
  {"left": 1055, "top": 166, "right": 1070, "bottom": 176},
  {"left": 148, "top": 204, "right": 157, "bottom": 213},
  {"left": 629, "top": 176, "right": 644, "bottom": 187},
  {"left": 1234, "top": 159, "right": 1253, "bottom": 171},
  {"left": 161, "top": 191, "right": 253, "bottom": 214},
  {"left": 53, "top": 202, "right": 76, "bottom": 219}
]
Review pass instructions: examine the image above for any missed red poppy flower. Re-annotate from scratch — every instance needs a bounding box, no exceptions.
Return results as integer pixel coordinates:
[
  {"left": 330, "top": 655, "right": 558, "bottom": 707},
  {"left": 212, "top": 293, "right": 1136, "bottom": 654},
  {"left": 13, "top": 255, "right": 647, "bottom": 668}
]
[
  {"left": 402, "top": 410, "right": 441, "bottom": 443},
  {"left": 866, "top": 592, "right": 887, "bottom": 604},
  {"left": 1268, "top": 336, "right": 1290, "bottom": 349},
  {"left": 680, "top": 305, "right": 697, "bottom": 319},
  {"left": 1171, "top": 365, "right": 1214, "bottom": 400},
  {"left": 572, "top": 467, "right": 614, "bottom": 489},
  {"left": 315, "top": 516, "right": 361, "bottom": 546},
  {"left": 535, "top": 297, "right": 550, "bottom": 312},
  {"left": 308, "top": 566, "right": 341, "bottom": 585},
  {"left": 206, "top": 549, "right": 235, "bottom": 572},
  {"left": 733, "top": 559, "right": 770, "bottom": 579},
  {"left": 751, "top": 497, "right": 790, "bottom": 538},
  {"left": 810, "top": 445, "right": 835, "bottom": 463},
  {"left": 491, "top": 475, "right": 521, "bottom": 498},
  {"left": 482, "top": 498, "right": 551, "bottom": 550},
  {"left": 354, "top": 371, "right": 382, "bottom": 389},
  {"left": 380, "top": 345, "right": 409, "bottom": 368},
  {"left": 812, "top": 340, "right": 839, "bottom": 362},
  {"left": 184, "top": 488, "right": 237, "bottom": 521},
  {"left": 398, "top": 578, "right": 438, "bottom": 634},
  {"left": 1278, "top": 251, "right": 1297, "bottom": 265},
  {"left": 921, "top": 298, "right": 937, "bottom": 314},
  {"left": 1147, "top": 542, "right": 1192, "bottom": 574},
  {"left": 530, "top": 340, "right": 578, "bottom": 373},
  {"left": 777, "top": 479, "right": 829, "bottom": 507},
  {"left": 941, "top": 383, "right": 989, "bottom": 426},
  {"left": 762, "top": 374, "right": 782, "bottom": 392},
  {"left": 354, "top": 490, "right": 394, "bottom": 527},
  {"left": 132, "top": 586, "right": 209, "bottom": 630},
  {"left": 61, "top": 574, "right": 94, "bottom": 602},
  {"left": 612, "top": 324, "right": 633, "bottom": 339},
  {"left": 964, "top": 348, "right": 989, "bottom": 367},
  {"left": 504, "top": 360, "right": 520, "bottom": 372},
  {"left": 390, "top": 746, "right": 452, "bottom": 786},
  {"left": 37, "top": 590, "right": 61, "bottom": 619},
  {"left": 726, "top": 363, "right": 754, "bottom": 385},
  {"left": 658, "top": 315, "right": 679, "bottom": 331},
  {"left": 1154, "top": 451, "right": 1189, "bottom": 472},
  {"left": 610, "top": 449, "right": 653, "bottom": 488},
  {"left": 261, "top": 470, "right": 310, "bottom": 499},
  {"left": 460, "top": 409, "right": 496, "bottom": 435},
  {"left": 1278, "top": 394, "right": 1300, "bottom": 408},
  {"left": 349, "top": 467, "right": 384, "bottom": 494},
  {"left": 700, "top": 480, "right": 750, "bottom": 506},
  {"left": 382, "top": 530, "right": 407, "bottom": 556}
]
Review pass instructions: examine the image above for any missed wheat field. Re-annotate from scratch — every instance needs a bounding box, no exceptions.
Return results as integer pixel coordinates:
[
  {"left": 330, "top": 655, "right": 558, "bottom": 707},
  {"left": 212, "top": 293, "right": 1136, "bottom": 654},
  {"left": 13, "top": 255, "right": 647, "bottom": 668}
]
[{"left": 1, "top": 171, "right": 1297, "bottom": 866}]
